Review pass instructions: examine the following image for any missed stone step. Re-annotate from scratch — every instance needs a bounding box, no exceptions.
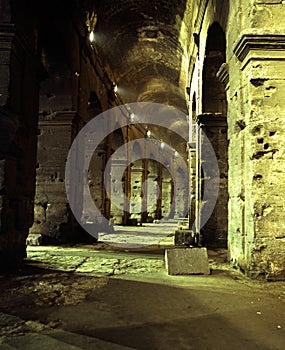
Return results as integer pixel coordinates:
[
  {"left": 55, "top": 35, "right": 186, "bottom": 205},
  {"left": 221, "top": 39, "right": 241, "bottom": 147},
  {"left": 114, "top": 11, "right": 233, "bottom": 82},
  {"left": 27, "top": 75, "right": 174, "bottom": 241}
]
[
  {"left": 43, "top": 329, "right": 135, "bottom": 350},
  {"left": 2, "top": 330, "right": 135, "bottom": 350},
  {"left": 2, "top": 333, "right": 82, "bottom": 350}
]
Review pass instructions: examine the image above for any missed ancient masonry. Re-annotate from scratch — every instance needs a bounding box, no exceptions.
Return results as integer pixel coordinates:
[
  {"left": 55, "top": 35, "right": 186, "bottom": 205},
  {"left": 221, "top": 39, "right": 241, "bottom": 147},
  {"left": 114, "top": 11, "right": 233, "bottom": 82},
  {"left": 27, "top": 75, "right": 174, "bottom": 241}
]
[{"left": 0, "top": 0, "right": 284, "bottom": 280}]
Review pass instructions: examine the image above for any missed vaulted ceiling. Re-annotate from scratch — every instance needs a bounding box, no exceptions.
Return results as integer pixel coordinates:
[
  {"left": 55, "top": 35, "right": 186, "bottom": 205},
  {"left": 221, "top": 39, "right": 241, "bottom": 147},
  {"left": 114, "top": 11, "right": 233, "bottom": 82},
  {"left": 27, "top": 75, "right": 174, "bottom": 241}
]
[{"left": 94, "top": 0, "right": 193, "bottom": 113}]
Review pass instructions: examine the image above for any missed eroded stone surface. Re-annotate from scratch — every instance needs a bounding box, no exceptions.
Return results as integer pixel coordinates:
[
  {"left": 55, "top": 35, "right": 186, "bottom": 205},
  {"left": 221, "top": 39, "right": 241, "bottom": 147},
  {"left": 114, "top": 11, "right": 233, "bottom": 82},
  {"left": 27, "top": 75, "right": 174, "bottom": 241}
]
[
  {"left": 165, "top": 247, "right": 211, "bottom": 275},
  {"left": 0, "top": 0, "right": 284, "bottom": 281}
]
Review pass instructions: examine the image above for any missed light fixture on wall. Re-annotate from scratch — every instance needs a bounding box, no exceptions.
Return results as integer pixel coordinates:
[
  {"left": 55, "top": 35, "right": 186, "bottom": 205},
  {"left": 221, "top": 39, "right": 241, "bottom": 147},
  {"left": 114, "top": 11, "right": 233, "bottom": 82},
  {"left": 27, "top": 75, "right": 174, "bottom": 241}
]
[
  {"left": 113, "top": 84, "right": 118, "bottom": 94},
  {"left": 86, "top": 10, "right": 97, "bottom": 43},
  {"left": 89, "top": 30, "right": 95, "bottom": 43}
]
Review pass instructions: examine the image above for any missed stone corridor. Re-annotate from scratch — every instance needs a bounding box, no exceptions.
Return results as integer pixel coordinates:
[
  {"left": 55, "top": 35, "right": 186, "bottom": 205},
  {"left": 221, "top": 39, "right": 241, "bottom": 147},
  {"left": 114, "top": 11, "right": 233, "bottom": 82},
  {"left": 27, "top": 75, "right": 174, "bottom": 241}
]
[{"left": 0, "top": 0, "right": 285, "bottom": 347}]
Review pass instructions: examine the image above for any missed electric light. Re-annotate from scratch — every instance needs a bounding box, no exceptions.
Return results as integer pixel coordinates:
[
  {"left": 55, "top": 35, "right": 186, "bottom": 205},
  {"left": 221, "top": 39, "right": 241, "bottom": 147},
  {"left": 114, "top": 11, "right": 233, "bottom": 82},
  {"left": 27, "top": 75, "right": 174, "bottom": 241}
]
[{"left": 89, "top": 30, "right": 95, "bottom": 43}]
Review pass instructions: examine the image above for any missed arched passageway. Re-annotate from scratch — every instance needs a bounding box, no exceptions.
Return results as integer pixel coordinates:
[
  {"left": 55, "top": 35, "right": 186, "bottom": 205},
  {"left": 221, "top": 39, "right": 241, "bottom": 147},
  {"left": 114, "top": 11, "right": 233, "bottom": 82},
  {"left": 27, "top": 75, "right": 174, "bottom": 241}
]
[{"left": 198, "top": 22, "right": 228, "bottom": 248}]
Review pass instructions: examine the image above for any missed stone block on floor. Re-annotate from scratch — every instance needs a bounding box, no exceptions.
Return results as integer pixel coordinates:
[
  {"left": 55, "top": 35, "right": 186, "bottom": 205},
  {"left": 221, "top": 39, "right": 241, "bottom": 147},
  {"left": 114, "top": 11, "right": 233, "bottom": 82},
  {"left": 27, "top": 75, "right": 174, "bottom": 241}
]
[{"left": 165, "top": 247, "right": 211, "bottom": 275}]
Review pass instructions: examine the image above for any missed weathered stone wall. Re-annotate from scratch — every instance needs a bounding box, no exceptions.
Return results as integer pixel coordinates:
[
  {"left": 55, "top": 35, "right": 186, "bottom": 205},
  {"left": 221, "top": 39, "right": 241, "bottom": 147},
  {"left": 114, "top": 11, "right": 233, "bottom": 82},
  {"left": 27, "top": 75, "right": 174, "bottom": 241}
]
[
  {"left": 227, "top": 1, "right": 285, "bottom": 279},
  {"left": 188, "top": 0, "right": 229, "bottom": 248},
  {"left": 29, "top": 1, "right": 113, "bottom": 243},
  {"left": 0, "top": 1, "right": 39, "bottom": 264},
  {"left": 198, "top": 114, "right": 228, "bottom": 248},
  {"left": 0, "top": 0, "right": 283, "bottom": 280},
  {"left": 188, "top": 0, "right": 285, "bottom": 279},
  {"left": 29, "top": 113, "right": 79, "bottom": 243}
]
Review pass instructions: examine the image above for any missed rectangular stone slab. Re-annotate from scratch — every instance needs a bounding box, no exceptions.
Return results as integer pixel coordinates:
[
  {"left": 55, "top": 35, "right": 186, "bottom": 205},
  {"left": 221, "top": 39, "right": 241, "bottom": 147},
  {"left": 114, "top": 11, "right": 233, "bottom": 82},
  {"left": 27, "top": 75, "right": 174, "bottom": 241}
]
[{"left": 165, "top": 247, "right": 211, "bottom": 275}]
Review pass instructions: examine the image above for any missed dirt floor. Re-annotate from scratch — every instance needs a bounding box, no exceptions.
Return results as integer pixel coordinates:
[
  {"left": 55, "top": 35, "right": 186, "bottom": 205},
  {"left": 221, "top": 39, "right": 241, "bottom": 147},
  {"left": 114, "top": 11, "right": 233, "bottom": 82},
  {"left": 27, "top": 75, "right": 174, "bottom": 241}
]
[{"left": 0, "top": 224, "right": 284, "bottom": 349}]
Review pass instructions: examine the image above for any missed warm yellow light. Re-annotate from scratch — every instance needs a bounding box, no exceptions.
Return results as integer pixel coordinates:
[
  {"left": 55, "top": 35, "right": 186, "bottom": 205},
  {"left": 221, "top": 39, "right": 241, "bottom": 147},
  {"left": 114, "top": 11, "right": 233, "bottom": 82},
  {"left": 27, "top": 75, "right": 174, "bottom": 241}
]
[
  {"left": 114, "top": 84, "right": 118, "bottom": 93},
  {"left": 89, "top": 31, "right": 95, "bottom": 43}
]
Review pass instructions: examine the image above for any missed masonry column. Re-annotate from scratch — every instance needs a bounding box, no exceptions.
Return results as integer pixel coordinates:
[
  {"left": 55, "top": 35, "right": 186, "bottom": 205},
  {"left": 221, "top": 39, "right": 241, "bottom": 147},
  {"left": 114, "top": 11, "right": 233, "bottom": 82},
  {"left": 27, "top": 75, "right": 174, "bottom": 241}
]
[
  {"left": 229, "top": 33, "right": 285, "bottom": 280},
  {"left": 29, "top": 112, "right": 81, "bottom": 244},
  {"left": 110, "top": 159, "right": 128, "bottom": 225},
  {"left": 197, "top": 113, "right": 228, "bottom": 248},
  {"left": 129, "top": 160, "right": 143, "bottom": 225},
  {"left": 147, "top": 159, "right": 159, "bottom": 222},
  {"left": 0, "top": 1, "right": 40, "bottom": 264}
]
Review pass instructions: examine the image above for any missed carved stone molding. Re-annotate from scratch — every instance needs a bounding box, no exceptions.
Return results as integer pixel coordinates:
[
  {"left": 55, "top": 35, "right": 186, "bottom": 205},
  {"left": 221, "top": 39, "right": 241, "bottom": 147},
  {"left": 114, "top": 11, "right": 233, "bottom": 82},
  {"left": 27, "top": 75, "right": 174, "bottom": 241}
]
[
  {"left": 216, "top": 63, "right": 229, "bottom": 87},
  {"left": 197, "top": 113, "right": 227, "bottom": 127},
  {"left": 194, "top": 0, "right": 209, "bottom": 33},
  {"left": 39, "top": 111, "right": 78, "bottom": 126},
  {"left": 234, "top": 34, "right": 285, "bottom": 63}
]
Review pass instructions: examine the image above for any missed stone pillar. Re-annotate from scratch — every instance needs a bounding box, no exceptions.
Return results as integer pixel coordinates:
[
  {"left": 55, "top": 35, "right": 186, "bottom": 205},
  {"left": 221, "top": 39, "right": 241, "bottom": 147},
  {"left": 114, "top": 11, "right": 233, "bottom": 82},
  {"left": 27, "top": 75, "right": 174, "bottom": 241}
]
[
  {"left": 129, "top": 161, "right": 143, "bottom": 224},
  {"left": 87, "top": 146, "right": 107, "bottom": 223},
  {"left": 188, "top": 142, "right": 197, "bottom": 229},
  {"left": 110, "top": 159, "right": 127, "bottom": 225},
  {"left": 0, "top": 109, "right": 31, "bottom": 263},
  {"left": 228, "top": 33, "right": 285, "bottom": 280},
  {"left": 147, "top": 160, "right": 159, "bottom": 221},
  {"left": 155, "top": 162, "right": 163, "bottom": 220},
  {"left": 197, "top": 113, "right": 228, "bottom": 248},
  {"left": 141, "top": 158, "right": 148, "bottom": 223},
  {"left": 29, "top": 112, "right": 79, "bottom": 244},
  {"left": 0, "top": 14, "right": 39, "bottom": 264},
  {"left": 161, "top": 167, "right": 173, "bottom": 218}
]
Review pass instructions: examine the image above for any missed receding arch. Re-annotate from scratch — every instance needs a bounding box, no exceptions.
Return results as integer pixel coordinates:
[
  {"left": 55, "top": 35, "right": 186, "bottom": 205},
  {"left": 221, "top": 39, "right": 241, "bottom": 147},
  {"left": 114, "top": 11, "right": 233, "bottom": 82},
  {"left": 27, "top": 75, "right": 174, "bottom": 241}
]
[
  {"left": 199, "top": 21, "right": 228, "bottom": 248},
  {"left": 202, "top": 22, "right": 227, "bottom": 115}
]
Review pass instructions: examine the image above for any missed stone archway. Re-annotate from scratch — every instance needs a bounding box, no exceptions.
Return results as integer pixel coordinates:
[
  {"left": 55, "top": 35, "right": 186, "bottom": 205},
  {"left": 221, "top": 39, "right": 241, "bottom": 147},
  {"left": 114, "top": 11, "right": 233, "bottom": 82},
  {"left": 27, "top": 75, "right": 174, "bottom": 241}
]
[{"left": 198, "top": 22, "right": 228, "bottom": 248}]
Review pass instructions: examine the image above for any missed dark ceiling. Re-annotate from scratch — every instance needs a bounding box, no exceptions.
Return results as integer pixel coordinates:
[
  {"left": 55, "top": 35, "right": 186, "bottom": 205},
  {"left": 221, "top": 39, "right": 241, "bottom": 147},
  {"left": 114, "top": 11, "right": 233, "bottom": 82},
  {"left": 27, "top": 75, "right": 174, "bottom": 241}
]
[{"left": 94, "top": 0, "right": 192, "bottom": 114}]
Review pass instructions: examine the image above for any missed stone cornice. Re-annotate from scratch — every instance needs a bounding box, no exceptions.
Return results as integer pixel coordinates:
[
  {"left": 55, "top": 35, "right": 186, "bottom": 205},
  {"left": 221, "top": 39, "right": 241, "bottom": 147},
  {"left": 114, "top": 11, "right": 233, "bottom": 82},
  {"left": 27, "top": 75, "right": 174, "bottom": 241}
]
[
  {"left": 197, "top": 113, "right": 227, "bottom": 127},
  {"left": 39, "top": 111, "right": 78, "bottom": 126},
  {"left": 194, "top": 0, "right": 209, "bottom": 33},
  {"left": 234, "top": 33, "right": 285, "bottom": 62},
  {"left": 216, "top": 63, "right": 229, "bottom": 87}
]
